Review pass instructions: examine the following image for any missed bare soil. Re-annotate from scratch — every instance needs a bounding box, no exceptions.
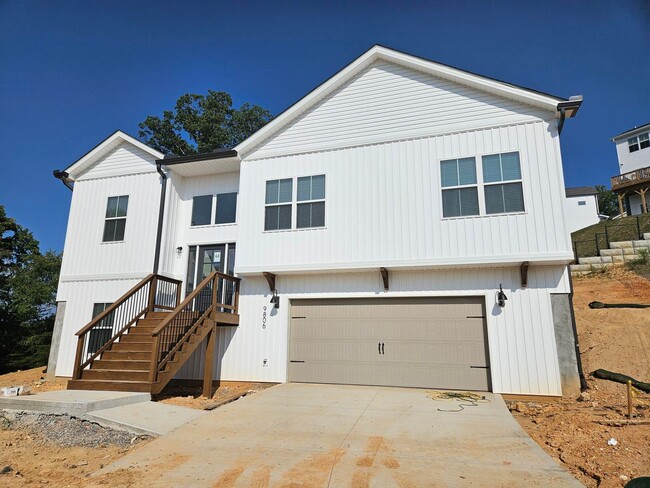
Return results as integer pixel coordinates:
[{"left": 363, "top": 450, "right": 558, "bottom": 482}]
[
  {"left": 510, "top": 266, "right": 650, "bottom": 488},
  {"left": 0, "top": 367, "right": 67, "bottom": 393},
  {"left": 154, "top": 380, "right": 275, "bottom": 410}
]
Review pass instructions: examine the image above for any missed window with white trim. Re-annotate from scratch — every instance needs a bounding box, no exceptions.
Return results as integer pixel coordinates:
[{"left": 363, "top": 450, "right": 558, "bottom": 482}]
[
  {"left": 440, "top": 158, "right": 479, "bottom": 217},
  {"left": 482, "top": 152, "right": 524, "bottom": 214},
  {"left": 265, "top": 179, "right": 293, "bottom": 230},
  {"left": 628, "top": 132, "right": 649, "bottom": 153},
  {"left": 102, "top": 195, "right": 128, "bottom": 242},
  {"left": 297, "top": 175, "right": 325, "bottom": 228},
  {"left": 191, "top": 192, "right": 238, "bottom": 226}
]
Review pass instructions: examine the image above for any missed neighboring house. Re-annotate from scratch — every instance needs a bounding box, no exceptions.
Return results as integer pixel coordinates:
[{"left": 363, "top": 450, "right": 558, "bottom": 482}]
[
  {"left": 48, "top": 45, "right": 585, "bottom": 397},
  {"left": 564, "top": 186, "right": 601, "bottom": 233},
  {"left": 610, "top": 122, "right": 650, "bottom": 216}
]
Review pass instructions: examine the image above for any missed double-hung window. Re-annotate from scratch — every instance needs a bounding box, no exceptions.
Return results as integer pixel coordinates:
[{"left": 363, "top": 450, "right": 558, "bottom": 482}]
[
  {"left": 102, "top": 195, "right": 128, "bottom": 242},
  {"left": 628, "top": 133, "right": 649, "bottom": 153},
  {"left": 482, "top": 152, "right": 524, "bottom": 214},
  {"left": 265, "top": 179, "right": 293, "bottom": 230},
  {"left": 297, "top": 175, "right": 325, "bottom": 228},
  {"left": 440, "top": 158, "right": 479, "bottom": 217}
]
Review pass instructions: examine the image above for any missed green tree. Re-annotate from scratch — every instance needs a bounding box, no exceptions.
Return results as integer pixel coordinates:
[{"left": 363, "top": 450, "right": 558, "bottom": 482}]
[
  {"left": 595, "top": 185, "right": 619, "bottom": 218},
  {"left": 0, "top": 205, "right": 61, "bottom": 373},
  {"left": 138, "top": 90, "right": 273, "bottom": 155}
]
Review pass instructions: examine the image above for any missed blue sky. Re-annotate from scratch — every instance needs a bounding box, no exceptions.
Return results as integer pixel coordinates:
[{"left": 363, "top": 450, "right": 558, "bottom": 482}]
[{"left": 1, "top": 1, "right": 648, "bottom": 252}]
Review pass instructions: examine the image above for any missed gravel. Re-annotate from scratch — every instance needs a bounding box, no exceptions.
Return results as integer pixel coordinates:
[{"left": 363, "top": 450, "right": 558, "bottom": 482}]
[{"left": 0, "top": 410, "right": 150, "bottom": 448}]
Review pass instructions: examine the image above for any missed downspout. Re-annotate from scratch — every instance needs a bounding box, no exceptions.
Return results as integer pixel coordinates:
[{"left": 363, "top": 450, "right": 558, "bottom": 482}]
[
  {"left": 557, "top": 107, "right": 567, "bottom": 136},
  {"left": 152, "top": 161, "right": 167, "bottom": 274},
  {"left": 53, "top": 170, "right": 73, "bottom": 191},
  {"left": 567, "top": 269, "right": 588, "bottom": 391}
]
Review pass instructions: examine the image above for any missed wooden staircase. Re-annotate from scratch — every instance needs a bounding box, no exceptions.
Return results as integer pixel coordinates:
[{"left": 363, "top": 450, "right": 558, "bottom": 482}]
[{"left": 67, "top": 272, "right": 240, "bottom": 395}]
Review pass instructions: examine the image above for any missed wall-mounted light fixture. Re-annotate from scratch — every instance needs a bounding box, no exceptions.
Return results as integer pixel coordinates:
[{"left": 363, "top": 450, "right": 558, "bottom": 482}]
[
  {"left": 497, "top": 284, "right": 508, "bottom": 308},
  {"left": 269, "top": 289, "right": 280, "bottom": 309},
  {"left": 176, "top": 246, "right": 183, "bottom": 256}
]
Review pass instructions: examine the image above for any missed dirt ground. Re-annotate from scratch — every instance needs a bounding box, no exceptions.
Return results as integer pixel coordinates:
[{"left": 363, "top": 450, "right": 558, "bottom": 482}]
[
  {"left": 510, "top": 266, "right": 650, "bottom": 488},
  {"left": 0, "top": 369, "right": 272, "bottom": 486}
]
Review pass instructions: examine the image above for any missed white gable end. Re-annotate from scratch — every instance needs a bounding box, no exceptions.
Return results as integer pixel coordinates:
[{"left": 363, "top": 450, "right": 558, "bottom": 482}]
[
  {"left": 76, "top": 142, "right": 158, "bottom": 181},
  {"left": 246, "top": 60, "right": 554, "bottom": 160}
]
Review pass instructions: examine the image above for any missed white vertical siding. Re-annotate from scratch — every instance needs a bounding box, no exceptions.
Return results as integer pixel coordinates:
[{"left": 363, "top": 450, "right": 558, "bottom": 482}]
[
  {"left": 237, "top": 122, "right": 571, "bottom": 274},
  {"left": 246, "top": 60, "right": 553, "bottom": 160},
  {"left": 564, "top": 195, "right": 600, "bottom": 233},
  {"left": 76, "top": 143, "right": 157, "bottom": 180},
  {"left": 58, "top": 172, "right": 161, "bottom": 281},
  {"left": 54, "top": 278, "right": 141, "bottom": 376},
  {"left": 176, "top": 265, "right": 569, "bottom": 396}
]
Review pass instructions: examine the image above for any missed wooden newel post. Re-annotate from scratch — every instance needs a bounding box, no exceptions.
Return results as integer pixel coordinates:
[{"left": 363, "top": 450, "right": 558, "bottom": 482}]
[
  {"left": 73, "top": 337, "right": 85, "bottom": 380},
  {"left": 148, "top": 276, "right": 158, "bottom": 312},
  {"left": 212, "top": 274, "right": 218, "bottom": 310},
  {"left": 203, "top": 324, "right": 216, "bottom": 398},
  {"left": 234, "top": 280, "right": 240, "bottom": 313}
]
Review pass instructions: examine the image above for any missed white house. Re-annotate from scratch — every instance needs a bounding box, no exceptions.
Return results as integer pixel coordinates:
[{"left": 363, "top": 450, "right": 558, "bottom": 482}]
[
  {"left": 48, "top": 45, "right": 585, "bottom": 398},
  {"left": 564, "top": 186, "right": 601, "bottom": 233},
  {"left": 610, "top": 122, "right": 650, "bottom": 215}
]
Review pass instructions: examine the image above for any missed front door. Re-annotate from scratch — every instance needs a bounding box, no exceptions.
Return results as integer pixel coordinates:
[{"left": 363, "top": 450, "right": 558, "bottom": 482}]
[{"left": 185, "top": 244, "right": 236, "bottom": 300}]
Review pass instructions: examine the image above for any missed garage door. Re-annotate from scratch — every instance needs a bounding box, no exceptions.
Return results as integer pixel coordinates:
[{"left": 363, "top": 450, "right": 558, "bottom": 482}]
[{"left": 289, "top": 297, "right": 490, "bottom": 391}]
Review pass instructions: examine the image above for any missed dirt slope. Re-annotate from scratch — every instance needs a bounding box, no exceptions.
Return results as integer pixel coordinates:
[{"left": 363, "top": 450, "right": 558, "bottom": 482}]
[{"left": 511, "top": 267, "right": 650, "bottom": 488}]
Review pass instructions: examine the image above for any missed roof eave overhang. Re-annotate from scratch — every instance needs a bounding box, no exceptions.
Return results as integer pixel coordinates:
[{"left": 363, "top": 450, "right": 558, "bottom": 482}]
[
  {"left": 63, "top": 130, "right": 164, "bottom": 181},
  {"left": 159, "top": 150, "right": 242, "bottom": 177},
  {"left": 234, "top": 45, "right": 578, "bottom": 159}
]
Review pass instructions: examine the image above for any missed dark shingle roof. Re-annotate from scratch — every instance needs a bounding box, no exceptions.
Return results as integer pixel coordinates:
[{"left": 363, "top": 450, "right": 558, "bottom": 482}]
[
  {"left": 612, "top": 122, "right": 650, "bottom": 141},
  {"left": 566, "top": 186, "right": 598, "bottom": 197}
]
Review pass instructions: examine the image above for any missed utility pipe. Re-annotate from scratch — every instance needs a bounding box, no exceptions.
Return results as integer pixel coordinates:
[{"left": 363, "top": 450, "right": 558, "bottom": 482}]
[{"left": 152, "top": 161, "right": 167, "bottom": 274}]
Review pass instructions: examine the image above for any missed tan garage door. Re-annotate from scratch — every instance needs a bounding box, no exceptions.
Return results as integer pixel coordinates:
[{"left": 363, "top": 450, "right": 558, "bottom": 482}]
[{"left": 289, "top": 297, "right": 491, "bottom": 391}]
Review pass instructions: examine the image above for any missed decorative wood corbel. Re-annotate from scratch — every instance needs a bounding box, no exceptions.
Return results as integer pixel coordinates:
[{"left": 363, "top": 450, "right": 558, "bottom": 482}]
[
  {"left": 263, "top": 272, "right": 276, "bottom": 293},
  {"left": 380, "top": 267, "right": 389, "bottom": 291},
  {"left": 520, "top": 262, "right": 529, "bottom": 288}
]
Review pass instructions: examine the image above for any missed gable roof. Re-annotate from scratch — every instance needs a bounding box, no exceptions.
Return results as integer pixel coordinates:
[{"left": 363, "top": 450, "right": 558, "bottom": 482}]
[
  {"left": 63, "top": 130, "right": 164, "bottom": 180},
  {"left": 234, "top": 45, "right": 582, "bottom": 158},
  {"left": 611, "top": 122, "right": 650, "bottom": 141}
]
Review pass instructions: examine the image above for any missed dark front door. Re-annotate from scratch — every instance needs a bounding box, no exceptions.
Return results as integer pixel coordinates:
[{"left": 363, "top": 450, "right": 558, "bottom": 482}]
[{"left": 185, "top": 244, "right": 236, "bottom": 302}]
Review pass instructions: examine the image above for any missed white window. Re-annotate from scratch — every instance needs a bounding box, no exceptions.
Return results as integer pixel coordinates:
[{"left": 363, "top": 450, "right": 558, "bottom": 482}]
[
  {"left": 297, "top": 175, "right": 325, "bottom": 228},
  {"left": 440, "top": 158, "right": 479, "bottom": 217},
  {"left": 191, "top": 193, "right": 238, "bottom": 226},
  {"left": 102, "top": 195, "right": 128, "bottom": 242},
  {"left": 264, "top": 175, "right": 326, "bottom": 230},
  {"left": 440, "top": 152, "right": 524, "bottom": 218},
  {"left": 265, "top": 179, "right": 293, "bottom": 230},
  {"left": 628, "top": 132, "right": 650, "bottom": 153},
  {"left": 482, "top": 152, "right": 524, "bottom": 214}
]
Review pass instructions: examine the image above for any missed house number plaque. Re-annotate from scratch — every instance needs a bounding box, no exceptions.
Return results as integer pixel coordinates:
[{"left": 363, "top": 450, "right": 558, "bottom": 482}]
[{"left": 262, "top": 306, "right": 267, "bottom": 329}]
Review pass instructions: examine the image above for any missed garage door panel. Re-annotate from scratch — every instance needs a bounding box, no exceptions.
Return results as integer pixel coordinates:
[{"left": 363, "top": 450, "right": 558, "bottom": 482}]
[{"left": 289, "top": 297, "right": 490, "bottom": 391}]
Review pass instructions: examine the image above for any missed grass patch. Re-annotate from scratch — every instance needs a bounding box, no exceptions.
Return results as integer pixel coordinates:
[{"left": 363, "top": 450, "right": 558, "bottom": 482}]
[{"left": 571, "top": 214, "right": 650, "bottom": 258}]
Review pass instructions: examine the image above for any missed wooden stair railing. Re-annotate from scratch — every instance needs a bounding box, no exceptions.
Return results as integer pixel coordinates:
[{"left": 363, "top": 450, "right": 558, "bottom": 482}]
[
  {"left": 72, "top": 274, "right": 182, "bottom": 380},
  {"left": 149, "top": 271, "right": 241, "bottom": 395}
]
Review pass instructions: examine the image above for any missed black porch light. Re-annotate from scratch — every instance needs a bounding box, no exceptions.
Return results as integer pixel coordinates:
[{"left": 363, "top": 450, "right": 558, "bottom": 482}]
[
  {"left": 497, "top": 284, "right": 508, "bottom": 308},
  {"left": 270, "top": 289, "right": 280, "bottom": 309}
]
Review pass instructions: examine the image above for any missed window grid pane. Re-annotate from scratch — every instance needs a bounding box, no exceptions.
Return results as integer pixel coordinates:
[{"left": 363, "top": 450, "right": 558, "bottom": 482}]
[
  {"left": 106, "top": 197, "right": 118, "bottom": 218},
  {"left": 458, "top": 158, "right": 477, "bottom": 186},
  {"left": 297, "top": 202, "right": 325, "bottom": 228},
  {"left": 482, "top": 154, "right": 502, "bottom": 183},
  {"left": 116, "top": 196, "right": 129, "bottom": 217},
  {"left": 440, "top": 160, "right": 459, "bottom": 188}
]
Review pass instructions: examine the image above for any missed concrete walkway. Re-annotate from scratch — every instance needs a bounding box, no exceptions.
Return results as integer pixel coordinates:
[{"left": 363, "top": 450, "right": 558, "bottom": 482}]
[
  {"left": 0, "top": 389, "right": 205, "bottom": 436},
  {"left": 99, "top": 383, "right": 583, "bottom": 487}
]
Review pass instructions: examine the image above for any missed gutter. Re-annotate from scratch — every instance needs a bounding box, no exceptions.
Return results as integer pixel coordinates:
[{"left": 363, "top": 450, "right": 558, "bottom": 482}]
[
  {"left": 53, "top": 170, "right": 74, "bottom": 191},
  {"left": 152, "top": 162, "right": 167, "bottom": 274}
]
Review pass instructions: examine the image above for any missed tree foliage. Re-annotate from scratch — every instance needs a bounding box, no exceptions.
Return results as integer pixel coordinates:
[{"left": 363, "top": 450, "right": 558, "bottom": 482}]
[
  {"left": 595, "top": 184, "right": 619, "bottom": 218},
  {"left": 0, "top": 205, "right": 61, "bottom": 374},
  {"left": 138, "top": 90, "right": 273, "bottom": 155}
]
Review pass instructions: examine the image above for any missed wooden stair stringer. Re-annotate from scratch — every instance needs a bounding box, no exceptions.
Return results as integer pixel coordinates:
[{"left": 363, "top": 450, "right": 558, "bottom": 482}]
[{"left": 150, "top": 318, "right": 216, "bottom": 394}]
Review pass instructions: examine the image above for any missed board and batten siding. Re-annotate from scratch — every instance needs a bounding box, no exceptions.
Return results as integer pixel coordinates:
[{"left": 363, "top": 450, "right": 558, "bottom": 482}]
[
  {"left": 76, "top": 142, "right": 158, "bottom": 181},
  {"left": 245, "top": 60, "right": 553, "bottom": 160},
  {"left": 236, "top": 121, "right": 571, "bottom": 274},
  {"left": 175, "top": 265, "right": 569, "bottom": 396},
  {"left": 54, "top": 278, "right": 142, "bottom": 377},
  {"left": 160, "top": 172, "right": 240, "bottom": 281},
  {"left": 58, "top": 172, "right": 161, "bottom": 282}
]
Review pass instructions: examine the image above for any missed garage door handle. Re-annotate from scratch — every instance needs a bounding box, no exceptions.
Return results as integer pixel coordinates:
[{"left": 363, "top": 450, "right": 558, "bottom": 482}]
[
  {"left": 378, "top": 342, "right": 381, "bottom": 355},
  {"left": 381, "top": 343, "right": 385, "bottom": 355}
]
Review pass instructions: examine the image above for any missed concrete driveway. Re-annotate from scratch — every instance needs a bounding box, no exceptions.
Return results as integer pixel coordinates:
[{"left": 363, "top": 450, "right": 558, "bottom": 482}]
[{"left": 100, "top": 383, "right": 582, "bottom": 487}]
